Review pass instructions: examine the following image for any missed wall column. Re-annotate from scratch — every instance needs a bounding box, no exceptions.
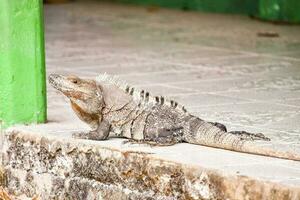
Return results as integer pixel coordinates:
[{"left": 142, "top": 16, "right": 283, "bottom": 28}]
[
  {"left": 258, "top": 0, "right": 300, "bottom": 23},
  {"left": 0, "top": 0, "right": 46, "bottom": 127}
]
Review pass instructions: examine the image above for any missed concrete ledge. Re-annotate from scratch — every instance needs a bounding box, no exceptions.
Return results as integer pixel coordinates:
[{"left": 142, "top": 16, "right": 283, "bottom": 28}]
[{"left": 2, "top": 130, "right": 300, "bottom": 200}]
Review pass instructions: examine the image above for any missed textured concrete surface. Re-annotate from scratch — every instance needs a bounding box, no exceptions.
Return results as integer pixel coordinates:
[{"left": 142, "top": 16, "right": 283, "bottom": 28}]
[
  {"left": 44, "top": 0, "right": 300, "bottom": 152},
  {"left": 2, "top": 0, "right": 300, "bottom": 199}
]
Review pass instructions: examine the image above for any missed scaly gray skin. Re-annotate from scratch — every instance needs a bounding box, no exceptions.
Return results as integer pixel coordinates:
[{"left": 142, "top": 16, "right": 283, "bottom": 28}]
[{"left": 48, "top": 73, "right": 300, "bottom": 161}]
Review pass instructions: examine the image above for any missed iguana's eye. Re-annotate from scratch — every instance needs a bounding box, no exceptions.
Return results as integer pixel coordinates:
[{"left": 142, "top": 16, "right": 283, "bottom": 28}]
[{"left": 72, "top": 80, "right": 78, "bottom": 84}]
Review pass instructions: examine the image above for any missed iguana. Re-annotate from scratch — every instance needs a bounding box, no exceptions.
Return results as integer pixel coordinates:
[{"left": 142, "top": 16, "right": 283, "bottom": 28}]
[{"left": 48, "top": 73, "right": 300, "bottom": 161}]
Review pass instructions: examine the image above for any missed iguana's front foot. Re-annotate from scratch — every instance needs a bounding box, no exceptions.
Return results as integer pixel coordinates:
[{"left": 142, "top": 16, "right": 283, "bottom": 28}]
[
  {"left": 72, "top": 120, "right": 111, "bottom": 140},
  {"left": 72, "top": 130, "right": 108, "bottom": 140},
  {"left": 72, "top": 131, "right": 91, "bottom": 139},
  {"left": 229, "top": 131, "right": 271, "bottom": 141}
]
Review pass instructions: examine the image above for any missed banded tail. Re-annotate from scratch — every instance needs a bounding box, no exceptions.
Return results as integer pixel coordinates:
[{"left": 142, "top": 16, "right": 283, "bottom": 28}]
[{"left": 184, "top": 116, "right": 300, "bottom": 161}]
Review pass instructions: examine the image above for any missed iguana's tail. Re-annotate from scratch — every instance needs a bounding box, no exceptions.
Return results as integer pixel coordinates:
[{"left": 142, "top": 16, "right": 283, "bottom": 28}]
[{"left": 183, "top": 116, "right": 300, "bottom": 161}]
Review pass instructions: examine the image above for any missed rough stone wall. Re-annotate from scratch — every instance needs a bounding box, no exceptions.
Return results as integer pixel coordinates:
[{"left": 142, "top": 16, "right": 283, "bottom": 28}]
[
  {"left": 2, "top": 131, "right": 300, "bottom": 200},
  {"left": 1, "top": 160, "right": 11, "bottom": 200},
  {"left": 0, "top": 166, "right": 4, "bottom": 187}
]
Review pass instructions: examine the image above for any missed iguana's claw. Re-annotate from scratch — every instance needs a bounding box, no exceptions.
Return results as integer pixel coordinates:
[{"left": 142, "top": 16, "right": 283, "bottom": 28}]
[
  {"left": 122, "top": 139, "right": 148, "bottom": 146},
  {"left": 72, "top": 132, "right": 90, "bottom": 139}
]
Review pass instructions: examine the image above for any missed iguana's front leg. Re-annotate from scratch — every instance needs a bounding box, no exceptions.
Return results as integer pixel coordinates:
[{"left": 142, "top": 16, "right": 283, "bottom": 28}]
[{"left": 73, "top": 120, "right": 111, "bottom": 140}]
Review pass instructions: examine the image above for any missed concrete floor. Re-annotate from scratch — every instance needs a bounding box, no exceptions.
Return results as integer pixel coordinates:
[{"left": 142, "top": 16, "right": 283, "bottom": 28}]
[{"left": 20, "top": 0, "right": 300, "bottom": 187}]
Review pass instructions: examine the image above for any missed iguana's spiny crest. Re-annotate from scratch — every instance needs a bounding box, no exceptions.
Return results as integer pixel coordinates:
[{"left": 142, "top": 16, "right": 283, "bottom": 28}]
[{"left": 96, "top": 73, "right": 187, "bottom": 113}]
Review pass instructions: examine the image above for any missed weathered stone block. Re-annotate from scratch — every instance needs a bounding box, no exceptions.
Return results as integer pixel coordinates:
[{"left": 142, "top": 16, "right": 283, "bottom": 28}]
[
  {"left": 0, "top": 166, "right": 5, "bottom": 187},
  {"left": 2, "top": 130, "right": 300, "bottom": 200}
]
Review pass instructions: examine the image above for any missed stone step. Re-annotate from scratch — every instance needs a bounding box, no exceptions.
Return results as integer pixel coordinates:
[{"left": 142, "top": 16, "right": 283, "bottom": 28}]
[{"left": 2, "top": 130, "right": 300, "bottom": 200}]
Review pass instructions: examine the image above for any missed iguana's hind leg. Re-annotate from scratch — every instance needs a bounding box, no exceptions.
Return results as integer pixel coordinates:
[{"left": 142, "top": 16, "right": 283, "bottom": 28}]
[
  {"left": 229, "top": 131, "right": 271, "bottom": 141},
  {"left": 144, "top": 127, "right": 184, "bottom": 146},
  {"left": 124, "top": 127, "right": 184, "bottom": 146},
  {"left": 72, "top": 120, "right": 111, "bottom": 140},
  {"left": 122, "top": 139, "right": 177, "bottom": 146}
]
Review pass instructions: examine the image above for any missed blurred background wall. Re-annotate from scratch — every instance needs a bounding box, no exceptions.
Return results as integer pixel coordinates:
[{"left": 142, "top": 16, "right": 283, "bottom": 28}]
[
  {"left": 45, "top": 0, "right": 300, "bottom": 23},
  {"left": 113, "top": 0, "right": 300, "bottom": 23}
]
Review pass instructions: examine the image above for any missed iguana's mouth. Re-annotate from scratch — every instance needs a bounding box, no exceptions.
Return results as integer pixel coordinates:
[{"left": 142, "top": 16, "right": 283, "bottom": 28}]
[
  {"left": 48, "top": 74, "right": 74, "bottom": 93},
  {"left": 48, "top": 74, "right": 59, "bottom": 84},
  {"left": 48, "top": 74, "right": 64, "bottom": 91}
]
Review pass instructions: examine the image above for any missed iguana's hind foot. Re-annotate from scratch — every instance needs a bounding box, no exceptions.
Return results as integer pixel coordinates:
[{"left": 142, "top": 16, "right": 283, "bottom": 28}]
[
  {"left": 122, "top": 139, "right": 148, "bottom": 146},
  {"left": 131, "top": 127, "right": 185, "bottom": 146},
  {"left": 229, "top": 131, "right": 271, "bottom": 141},
  {"left": 208, "top": 121, "right": 270, "bottom": 141},
  {"left": 209, "top": 122, "right": 227, "bottom": 132},
  {"left": 122, "top": 138, "right": 178, "bottom": 146},
  {"left": 123, "top": 127, "right": 184, "bottom": 146}
]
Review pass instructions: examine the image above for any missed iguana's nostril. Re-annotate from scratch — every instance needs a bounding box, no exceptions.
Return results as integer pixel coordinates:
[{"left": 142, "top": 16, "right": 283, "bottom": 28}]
[
  {"left": 48, "top": 74, "right": 63, "bottom": 88},
  {"left": 49, "top": 74, "right": 57, "bottom": 80}
]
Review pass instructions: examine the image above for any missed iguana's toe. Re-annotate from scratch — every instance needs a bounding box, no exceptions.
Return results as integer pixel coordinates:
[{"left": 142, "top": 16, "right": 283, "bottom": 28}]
[{"left": 72, "top": 132, "right": 90, "bottom": 139}]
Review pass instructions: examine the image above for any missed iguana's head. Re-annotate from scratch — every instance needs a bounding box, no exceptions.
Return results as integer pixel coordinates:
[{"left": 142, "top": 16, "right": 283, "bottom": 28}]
[{"left": 48, "top": 74, "right": 105, "bottom": 116}]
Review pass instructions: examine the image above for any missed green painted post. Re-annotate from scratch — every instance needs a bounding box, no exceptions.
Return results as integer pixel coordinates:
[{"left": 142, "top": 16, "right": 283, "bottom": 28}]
[{"left": 0, "top": 0, "right": 47, "bottom": 127}]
